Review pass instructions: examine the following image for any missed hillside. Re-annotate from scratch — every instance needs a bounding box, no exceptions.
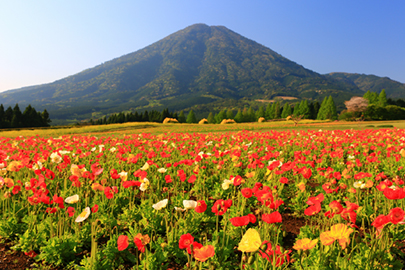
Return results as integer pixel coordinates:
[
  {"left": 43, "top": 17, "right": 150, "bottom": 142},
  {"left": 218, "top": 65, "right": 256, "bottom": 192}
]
[
  {"left": 0, "top": 24, "right": 364, "bottom": 124},
  {"left": 326, "top": 72, "right": 405, "bottom": 98}
]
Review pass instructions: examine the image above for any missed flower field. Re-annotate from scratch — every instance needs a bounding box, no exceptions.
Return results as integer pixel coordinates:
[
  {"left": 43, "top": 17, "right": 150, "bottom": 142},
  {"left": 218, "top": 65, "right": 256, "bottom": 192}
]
[{"left": 1, "top": 128, "right": 405, "bottom": 269}]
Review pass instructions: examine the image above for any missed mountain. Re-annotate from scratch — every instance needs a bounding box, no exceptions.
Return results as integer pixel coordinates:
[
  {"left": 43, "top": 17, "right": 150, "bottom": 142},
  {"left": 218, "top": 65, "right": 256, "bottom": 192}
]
[
  {"left": 0, "top": 24, "right": 366, "bottom": 124},
  {"left": 326, "top": 72, "right": 405, "bottom": 98}
]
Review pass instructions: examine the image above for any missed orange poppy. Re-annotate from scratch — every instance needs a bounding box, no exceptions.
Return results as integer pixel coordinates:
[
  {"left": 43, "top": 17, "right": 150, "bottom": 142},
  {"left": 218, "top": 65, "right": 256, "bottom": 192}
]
[{"left": 194, "top": 245, "right": 215, "bottom": 262}]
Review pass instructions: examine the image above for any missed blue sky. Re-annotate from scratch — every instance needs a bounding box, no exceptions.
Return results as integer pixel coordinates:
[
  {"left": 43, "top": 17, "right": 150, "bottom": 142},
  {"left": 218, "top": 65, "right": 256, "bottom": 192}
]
[{"left": 1, "top": 0, "right": 404, "bottom": 92}]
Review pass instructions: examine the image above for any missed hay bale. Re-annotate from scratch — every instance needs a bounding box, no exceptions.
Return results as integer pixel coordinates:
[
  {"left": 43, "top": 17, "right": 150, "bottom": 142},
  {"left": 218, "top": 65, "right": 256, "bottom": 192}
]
[
  {"left": 198, "top": 118, "right": 208, "bottom": 124},
  {"left": 220, "top": 119, "right": 236, "bottom": 124},
  {"left": 163, "top": 118, "right": 179, "bottom": 124}
]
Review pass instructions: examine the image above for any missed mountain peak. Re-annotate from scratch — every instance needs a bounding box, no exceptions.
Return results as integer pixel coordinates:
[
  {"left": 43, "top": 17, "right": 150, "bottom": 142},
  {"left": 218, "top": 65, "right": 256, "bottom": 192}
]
[{"left": 0, "top": 24, "right": 366, "bottom": 124}]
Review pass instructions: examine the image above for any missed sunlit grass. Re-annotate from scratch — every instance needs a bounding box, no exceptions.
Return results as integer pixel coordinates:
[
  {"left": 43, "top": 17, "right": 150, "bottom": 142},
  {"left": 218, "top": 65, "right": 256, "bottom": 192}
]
[{"left": 0, "top": 119, "right": 402, "bottom": 138}]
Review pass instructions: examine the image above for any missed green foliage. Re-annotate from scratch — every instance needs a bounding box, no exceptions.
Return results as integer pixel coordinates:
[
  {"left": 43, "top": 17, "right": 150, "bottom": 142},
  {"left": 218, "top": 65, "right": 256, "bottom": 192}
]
[
  {"left": 207, "top": 112, "right": 215, "bottom": 123},
  {"left": 37, "top": 234, "right": 82, "bottom": 267},
  {"left": 281, "top": 103, "right": 292, "bottom": 118},
  {"left": 364, "top": 104, "right": 405, "bottom": 120},
  {"left": 225, "top": 108, "right": 234, "bottom": 119},
  {"left": 317, "top": 96, "right": 337, "bottom": 120},
  {"left": 0, "top": 103, "right": 50, "bottom": 128},
  {"left": 234, "top": 109, "right": 243, "bottom": 123},
  {"left": 186, "top": 109, "right": 197, "bottom": 123},
  {"left": 378, "top": 89, "right": 388, "bottom": 107},
  {"left": 214, "top": 110, "right": 226, "bottom": 123},
  {"left": 178, "top": 110, "right": 186, "bottom": 123}
]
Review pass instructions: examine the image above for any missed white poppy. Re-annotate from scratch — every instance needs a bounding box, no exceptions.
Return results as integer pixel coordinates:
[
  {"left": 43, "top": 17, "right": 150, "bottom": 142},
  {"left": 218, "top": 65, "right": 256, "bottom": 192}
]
[
  {"left": 353, "top": 181, "right": 364, "bottom": 189},
  {"left": 152, "top": 199, "right": 168, "bottom": 210},
  {"left": 174, "top": 207, "right": 186, "bottom": 212},
  {"left": 222, "top": 179, "right": 233, "bottom": 190},
  {"left": 140, "top": 178, "right": 150, "bottom": 191},
  {"left": 183, "top": 200, "right": 197, "bottom": 210},
  {"left": 157, "top": 168, "right": 167, "bottom": 174},
  {"left": 50, "top": 152, "right": 62, "bottom": 164},
  {"left": 75, "top": 207, "right": 91, "bottom": 222},
  {"left": 140, "top": 162, "right": 150, "bottom": 171},
  {"left": 65, "top": 194, "right": 79, "bottom": 204}
]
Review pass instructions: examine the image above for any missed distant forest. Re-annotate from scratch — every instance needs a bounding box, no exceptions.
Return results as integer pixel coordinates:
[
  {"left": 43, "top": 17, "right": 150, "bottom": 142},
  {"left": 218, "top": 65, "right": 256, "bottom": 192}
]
[
  {"left": 0, "top": 104, "right": 51, "bottom": 128},
  {"left": 87, "top": 94, "right": 405, "bottom": 126}
]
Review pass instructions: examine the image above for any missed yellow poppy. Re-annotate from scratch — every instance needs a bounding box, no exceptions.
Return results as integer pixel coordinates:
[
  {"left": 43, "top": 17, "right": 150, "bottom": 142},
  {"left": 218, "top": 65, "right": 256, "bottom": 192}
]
[{"left": 238, "top": 228, "right": 262, "bottom": 252}]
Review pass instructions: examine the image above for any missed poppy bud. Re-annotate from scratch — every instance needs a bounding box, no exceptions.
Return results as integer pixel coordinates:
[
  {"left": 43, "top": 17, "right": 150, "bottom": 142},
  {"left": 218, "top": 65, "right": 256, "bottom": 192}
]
[{"left": 248, "top": 255, "right": 255, "bottom": 265}]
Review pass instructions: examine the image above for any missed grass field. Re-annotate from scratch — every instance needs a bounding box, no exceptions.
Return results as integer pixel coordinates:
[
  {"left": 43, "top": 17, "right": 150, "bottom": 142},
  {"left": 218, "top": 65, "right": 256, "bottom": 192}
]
[{"left": 0, "top": 119, "right": 401, "bottom": 138}]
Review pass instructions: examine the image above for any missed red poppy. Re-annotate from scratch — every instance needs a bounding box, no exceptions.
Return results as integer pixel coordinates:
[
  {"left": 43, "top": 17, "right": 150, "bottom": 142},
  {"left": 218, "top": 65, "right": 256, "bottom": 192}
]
[
  {"left": 329, "top": 200, "right": 343, "bottom": 214},
  {"left": 104, "top": 187, "right": 114, "bottom": 199},
  {"left": 233, "top": 175, "right": 244, "bottom": 186},
  {"left": 66, "top": 207, "right": 75, "bottom": 217},
  {"left": 230, "top": 215, "right": 250, "bottom": 227},
  {"left": 211, "top": 199, "right": 232, "bottom": 216},
  {"left": 307, "top": 193, "right": 324, "bottom": 205},
  {"left": 301, "top": 167, "right": 312, "bottom": 179},
  {"left": 117, "top": 235, "right": 129, "bottom": 251},
  {"left": 165, "top": 175, "right": 172, "bottom": 184},
  {"left": 304, "top": 203, "right": 321, "bottom": 216},
  {"left": 279, "top": 177, "right": 288, "bottom": 184},
  {"left": 187, "top": 175, "right": 196, "bottom": 184},
  {"left": 179, "top": 233, "right": 194, "bottom": 249},
  {"left": 91, "top": 204, "right": 99, "bottom": 213},
  {"left": 24, "top": 250, "right": 38, "bottom": 258},
  {"left": 262, "top": 211, "right": 282, "bottom": 224},
  {"left": 241, "top": 188, "right": 253, "bottom": 198},
  {"left": 195, "top": 200, "right": 207, "bottom": 213},
  {"left": 187, "top": 241, "right": 203, "bottom": 255},
  {"left": 389, "top": 207, "right": 405, "bottom": 224},
  {"left": 248, "top": 213, "right": 256, "bottom": 223},
  {"left": 122, "top": 180, "right": 141, "bottom": 188},
  {"left": 134, "top": 237, "right": 145, "bottom": 253},
  {"left": 371, "top": 215, "right": 391, "bottom": 229},
  {"left": 383, "top": 187, "right": 405, "bottom": 200}
]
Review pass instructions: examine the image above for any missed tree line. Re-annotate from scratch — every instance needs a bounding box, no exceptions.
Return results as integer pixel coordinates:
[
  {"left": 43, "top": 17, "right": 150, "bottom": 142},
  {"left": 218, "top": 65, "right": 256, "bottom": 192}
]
[
  {"left": 340, "top": 89, "right": 405, "bottom": 121},
  {"left": 0, "top": 104, "right": 51, "bottom": 129},
  {"left": 88, "top": 95, "right": 339, "bottom": 125}
]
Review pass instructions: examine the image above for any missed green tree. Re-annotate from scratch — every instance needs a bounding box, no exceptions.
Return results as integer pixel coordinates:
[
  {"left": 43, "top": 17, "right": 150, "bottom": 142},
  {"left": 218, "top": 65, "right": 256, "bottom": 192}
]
[
  {"left": 234, "top": 109, "right": 243, "bottom": 123},
  {"left": 274, "top": 102, "right": 281, "bottom": 119},
  {"left": 299, "top": 100, "right": 311, "bottom": 119},
  {"left": 207, "top": 112, "right": 215, "bottom": 124},
  {"left": 363, "top": 90, "right": 378, "bottom": 104},
  {"left": 293, "top": 102, "right": 301, "bottom": 116},
  {"left": 247, "top": 106, "right": 255, "bottom": 122},
  {"left": 266, "top": 103, "right": 275, "bottom": 119},
  {"left": 242, "top": 107, "right": 249, "bottom": 122},
  {"left": 281, "top": 103, "right": 292, "bottom": 118},
  {"left": 256, "top": 106, "right": 265, "bottom": 120},
  {"left": 317, "top": 97, "right": 328, "bottom": 120},
  {"left": 319, "top": 96, "right": 338, "bottom": 120},
  {"left": 0, "top": 104, "right": 4, "bottom": 128},
  {"left": 11, "top": 104, "right": 23, "bottom": 128},
  {"left": 378, "top": 89, "right": 388, "bottom": 107},
  {"left": 309, "top": 101, "right": 320, "bottom": 119},
  {"left": 178, "top": 110, "right": 186, "bottom": 123},
  {"left": 226, "top": 109, "right": 234, "bottom": 119},
  {"left": 215, "top": 110, "right": 226, "bottom": 123},
  {"left": 186, "top": 110, "right": 197, "bottom": 123}
]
